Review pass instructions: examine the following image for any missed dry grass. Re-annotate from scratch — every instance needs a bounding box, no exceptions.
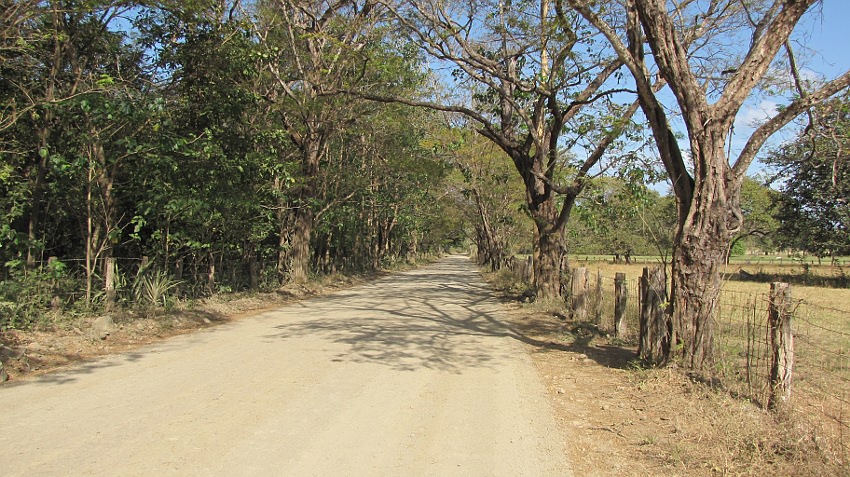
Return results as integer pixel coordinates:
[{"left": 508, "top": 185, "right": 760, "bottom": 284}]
[
  {"left": 624, "top": 367, "right": 841, "bottom": 476},
  {"left": 580, "top": 260, "right": 850, "bottom": 474},
  {"left": 491, "top": 260, "right": 850, "bottom": 476}
]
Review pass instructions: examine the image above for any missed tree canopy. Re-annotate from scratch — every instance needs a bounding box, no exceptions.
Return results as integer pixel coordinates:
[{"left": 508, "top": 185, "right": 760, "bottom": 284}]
[
  {"left": 767, "top": 92, "right": 850, "bottom": 258},
  {"left": 1, "top": 0, "right": 847, "bottom": 358}
]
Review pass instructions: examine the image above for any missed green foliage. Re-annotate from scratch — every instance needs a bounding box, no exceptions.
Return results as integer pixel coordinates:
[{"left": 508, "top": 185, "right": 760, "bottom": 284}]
[
  {"left": 443, "top": 128, "right": 530, "bottom": 269},
  {"left": 766, "top": 93, "right": 850, "bottom": 257},
  {"left": 733, "top": 177, "right": 779, "bottom": 254},
  {"left": 0, "top": 0, "right": 512, "bottom": 319},
  {"left": 569, "top": 179, "right": 675, "bottom": 259},
  {"left": 0, "top": 259, "right": 74, "bottom": 330},
  {"left": 729, "top": 239, "right": 746, "bottom": 256},
  {"left": 132, "top": 269, "right": 181, "bottom": 309}
]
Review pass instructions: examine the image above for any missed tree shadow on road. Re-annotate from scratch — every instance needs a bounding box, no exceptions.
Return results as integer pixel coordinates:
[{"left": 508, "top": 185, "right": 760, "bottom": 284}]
[
  {"left": 504, "top": 302, "right": 639, "bottom": 370},
  {"left": 263, "top": 257, "right": 588, "bottom": 373}
]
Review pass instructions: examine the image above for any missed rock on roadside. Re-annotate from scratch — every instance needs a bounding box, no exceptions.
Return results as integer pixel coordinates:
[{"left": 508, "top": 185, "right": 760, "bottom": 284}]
[{"left": 89, "top": 315, "right": 116, "bottom": 340}]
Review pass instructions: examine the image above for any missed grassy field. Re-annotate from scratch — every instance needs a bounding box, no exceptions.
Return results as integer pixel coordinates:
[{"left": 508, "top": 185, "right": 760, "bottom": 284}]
[
  {"left": 565, "top": 259, "right": 850, "bottom": 464},
  {"left": 571, "top": 253, "right": 850, "bottom": 267},
  {"left": 580, "top": 259, "right": 849, "bottom": 295}
]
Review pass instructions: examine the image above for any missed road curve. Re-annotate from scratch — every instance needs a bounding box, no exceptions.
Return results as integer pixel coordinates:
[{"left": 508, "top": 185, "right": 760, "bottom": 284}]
[{"left": 1, "top": 255, "right": 571, "bottom": 476}]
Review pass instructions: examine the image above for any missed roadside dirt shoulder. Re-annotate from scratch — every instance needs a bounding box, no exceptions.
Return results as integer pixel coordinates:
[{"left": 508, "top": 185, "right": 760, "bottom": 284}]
[
  {"left": 498, "top": 299, "right": 659, "bottom": 476},
  {"left": 495, "top": 287, "right": 835, "bottom": 477},
  {"left": 0, "top": 274, "right": 376, "bottom": 382}
]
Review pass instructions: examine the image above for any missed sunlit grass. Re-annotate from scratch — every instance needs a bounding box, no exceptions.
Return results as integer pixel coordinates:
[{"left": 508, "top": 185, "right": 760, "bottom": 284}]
[{"left": 567, "top": 258, "right": 850, "bottom": 460}]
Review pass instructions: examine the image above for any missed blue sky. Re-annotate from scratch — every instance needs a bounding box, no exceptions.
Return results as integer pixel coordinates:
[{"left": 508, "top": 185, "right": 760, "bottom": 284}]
[
  {"left": 727, "top": 1, "right": 850, "bottom": 178},
  {"left": 802, "top": 1, "right": 850, "bottom": 78}
]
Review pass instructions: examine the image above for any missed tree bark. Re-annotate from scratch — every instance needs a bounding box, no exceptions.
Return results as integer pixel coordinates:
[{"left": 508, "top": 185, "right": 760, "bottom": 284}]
[
  {"left": 289, "top": 203, "right": 314, "bottom": 284},
  {"left": 533, "top": 217, "right": 564, "bottom": 300},
  {"left": 472, "top": 187, "right": 504, "bottom": 271},
  {"left": 288, "top": 135, "right": 321, "bottom": 284},
  {"left": 670, "top": 127, "right": 740, "bottom": 368},
  {"left": 27, "top": 126, "right": 50, "bottom": 267},
  {"left": 614, "top": 272, "right": 627, "bottom": 338},
  {"left": 275, "top": 175, "right": 291, "bottom": 283}
]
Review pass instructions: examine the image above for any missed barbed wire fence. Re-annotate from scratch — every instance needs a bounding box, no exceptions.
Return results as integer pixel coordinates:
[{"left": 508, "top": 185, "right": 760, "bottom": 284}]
[
  {"left": 712, "top": 290, "right": 850, "bottom": 460},
  {"left": 0, "top": 254, "right": 286, "bottom": 329},
  {"left": 560, "top": 264, "right": 850, "bottom": 464}
]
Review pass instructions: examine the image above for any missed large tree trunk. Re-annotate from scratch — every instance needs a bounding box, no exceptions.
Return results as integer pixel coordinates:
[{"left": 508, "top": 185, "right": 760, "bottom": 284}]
[
  {"left": 274, "top": 175, "right": 291, "bottom": 283},
  {"left": 672, "top": 227, "right": 728, "bottom": 369},
  {"left": 472, "top": 187, "right": 503, "bottom": 271},
  {"left": 670, "top": 134, "right": 739, "bottom": 368},
  {"left": 531, "top": 197, "right": 564, "bottom": 300},
  {"left": 288, "top": 135, "right": 321, "bottom": 284},
  {"left": 534, "top": 226, "right": 563, "bottom": 300},
  {"left": 289, "top": 201, "right": 314, "bottom": 284},
  {"left": 27, "top": 124, "right": 51, "bottom": 267}
]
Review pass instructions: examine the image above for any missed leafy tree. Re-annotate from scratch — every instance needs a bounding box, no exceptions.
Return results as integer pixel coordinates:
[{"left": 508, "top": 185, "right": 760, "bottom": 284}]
[
  {"left": 0, "top": 1, "right": 139, "bottom": 267},
  {"left": 357, "top": 0, "right": 654, "bottom": 299},
  {"left": 442, "top": 127, "right": 530, "bottom": 271},
  {"left": 134, "top": 1, "right": 297, "bottom": 290},
  {"left": 249, "top": 0, "right": 405, "bottom": 283},
  {"left": 767, "top": 93, "right": 850, "bottom": 259},
  {"left": 570, "top": 0, "right": 850, "bottom": 368},
  {"left": 569, "top": 179, "right": 675, "bottom": 261},
  {"left": 729, "top": 177, "right": 779, "bottom": 259},
  {"left": 312, "top": 102, "right": 457, "bottom": 273}
]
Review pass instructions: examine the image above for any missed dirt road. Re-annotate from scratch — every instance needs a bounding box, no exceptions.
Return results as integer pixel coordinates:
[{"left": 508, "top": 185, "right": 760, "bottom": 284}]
[{"left": 1, "top": 255, "right": 571, "bottom": 476}]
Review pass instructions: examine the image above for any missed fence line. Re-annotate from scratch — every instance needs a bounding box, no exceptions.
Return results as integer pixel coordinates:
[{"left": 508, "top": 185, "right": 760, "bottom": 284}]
[{"left": 530, "top": 262, "right": 850, "bottom": 461}]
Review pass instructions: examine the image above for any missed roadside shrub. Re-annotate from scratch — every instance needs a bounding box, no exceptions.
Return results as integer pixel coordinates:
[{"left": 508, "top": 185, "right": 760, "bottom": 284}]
[{"left": 0, "top": 259, "right": 75, "bottom": 330}]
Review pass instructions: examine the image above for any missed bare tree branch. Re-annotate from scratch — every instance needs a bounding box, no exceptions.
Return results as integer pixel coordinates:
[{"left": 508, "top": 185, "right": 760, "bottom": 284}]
[{"left": 734, "top": 69, "right": 850, "bottom": 177}]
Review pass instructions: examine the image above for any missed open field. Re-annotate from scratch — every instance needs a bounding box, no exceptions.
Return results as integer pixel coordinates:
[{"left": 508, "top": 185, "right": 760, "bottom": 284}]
[
  {"left": 571, "top": 254, "right": 850, "bottom": 268},
  {"left": 564, "top": 259, "right": 850, "bottom": 466}
]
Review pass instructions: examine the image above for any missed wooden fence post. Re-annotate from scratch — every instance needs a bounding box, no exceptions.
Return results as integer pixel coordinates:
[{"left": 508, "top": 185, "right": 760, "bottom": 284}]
[
  {"left": 249, "top": 254, "right": 259, "bottom": 291},
  {"left": 614, "top": 273, "right": 627, "bottom": 338},
  {"left": 207, "top": 252, "right": 216, "bottom": 295},
  {"left": 104, "top": 257, "right": 116, "bottom": 310},
  {"left": 638, "top": 268, "right": 648, "bottom": 358},
  {"left": 638, "top": 266, "right": 668, "bottom": 364},
  {"left": 174, "top": 258, "right": 184, "bottom": 297},
  {"left": 768, "top": 282, "right": 794, "bottom": 410},
  {"left": 571, "top": 267, "right": 588, "bottom": 320},
  {"left": 593, "top": 270, "right": 603, "bottom": 325}
]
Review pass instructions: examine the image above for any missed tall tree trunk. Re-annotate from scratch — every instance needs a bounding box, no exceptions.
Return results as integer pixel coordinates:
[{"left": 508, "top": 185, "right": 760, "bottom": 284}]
[
  {"left": 248, "top": 244, "right": 259, "bottom": 291},
  {"left": 472, "top": 187, "right": 502, "bottom": 271},
  {"left": 274, "top": 176, "right": 291, "bottom": 283},
  {"left": 289, "top": 204, "right": 314, "bottom": 283},
  {"left": 94, "top": 142, "right": 118, "bottom": 307},
  {"left": 531, "top": 196, "right": 564, "bottom": 300},
  {"left": 85, "top": 141, "right": 116, "bottom": 306},
  {"left": 671, "top": 133, "right": 739, "bottom": 368},
  {"left": 27, "top": 124, "right": 51, "bottom": 267},
  {"left": 672, "top": 226, "right": 728, "bottom": 369},
  {"left": 288, "top": 136, "right": 321, "bottom": 284}
]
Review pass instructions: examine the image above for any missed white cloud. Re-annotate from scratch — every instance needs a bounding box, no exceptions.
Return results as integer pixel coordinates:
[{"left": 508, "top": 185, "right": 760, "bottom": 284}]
[{"left": 735, "top": 100, "right": 779, "bottom": 129}]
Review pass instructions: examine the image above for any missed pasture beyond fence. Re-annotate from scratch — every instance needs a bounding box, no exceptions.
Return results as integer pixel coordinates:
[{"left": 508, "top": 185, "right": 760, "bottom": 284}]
[{"left": 507, "top": 259, "right": 850, "bottom": 462}]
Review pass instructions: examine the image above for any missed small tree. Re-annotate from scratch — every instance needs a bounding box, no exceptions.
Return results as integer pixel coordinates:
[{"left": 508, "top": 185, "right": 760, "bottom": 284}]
[
  {"left": 728, "top": 177, "right": 779, "bottom": 260},
  {"left": 444, "top": 128, "right": 529, "bottom": 271}
]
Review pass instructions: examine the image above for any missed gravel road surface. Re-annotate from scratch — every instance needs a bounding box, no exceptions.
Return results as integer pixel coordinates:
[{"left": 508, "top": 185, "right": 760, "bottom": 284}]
[{"left": 1, "top": 255, "right": 571, "bottom": 476}]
